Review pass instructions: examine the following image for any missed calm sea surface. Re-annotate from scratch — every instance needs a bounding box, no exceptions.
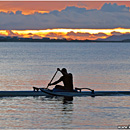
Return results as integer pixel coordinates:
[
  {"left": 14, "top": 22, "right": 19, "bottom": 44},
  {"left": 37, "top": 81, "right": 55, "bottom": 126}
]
[{"left": 0, "top": 42, "right": 130, "bottom": 129}]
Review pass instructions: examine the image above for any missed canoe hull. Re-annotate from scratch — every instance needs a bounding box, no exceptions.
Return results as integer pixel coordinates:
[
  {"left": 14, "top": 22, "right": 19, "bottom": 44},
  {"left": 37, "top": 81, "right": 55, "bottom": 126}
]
[
  {"left": 0, "top": 89, "right": 130, "bottom": 97},
  {"left": 40, "top": 88, "right": 130, "bottom": 97}
]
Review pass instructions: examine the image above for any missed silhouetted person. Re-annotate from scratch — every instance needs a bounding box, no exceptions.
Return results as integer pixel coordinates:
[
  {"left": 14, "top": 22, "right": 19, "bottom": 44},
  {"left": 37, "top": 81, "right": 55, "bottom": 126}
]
[{"left": 48, "top": 68, "right": 73, "bottom": 92}]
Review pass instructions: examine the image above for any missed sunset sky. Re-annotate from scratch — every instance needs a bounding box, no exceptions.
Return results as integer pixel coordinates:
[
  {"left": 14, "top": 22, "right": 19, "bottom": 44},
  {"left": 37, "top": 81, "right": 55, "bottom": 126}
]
[{"left": 0, "top": 1, "right": 130, "bottom": 40}]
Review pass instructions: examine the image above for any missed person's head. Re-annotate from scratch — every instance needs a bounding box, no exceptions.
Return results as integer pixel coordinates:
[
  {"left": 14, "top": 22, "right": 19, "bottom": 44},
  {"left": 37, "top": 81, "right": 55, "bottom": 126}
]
[{"left": 61, "top": 68, "right": 67, "bottom": 75}]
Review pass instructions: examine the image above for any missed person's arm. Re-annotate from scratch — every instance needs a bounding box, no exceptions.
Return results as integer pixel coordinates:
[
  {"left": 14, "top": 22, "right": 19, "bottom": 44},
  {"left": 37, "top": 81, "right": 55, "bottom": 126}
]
[{"left": 48, "top": 76, "right": 63, "bottom": 86}]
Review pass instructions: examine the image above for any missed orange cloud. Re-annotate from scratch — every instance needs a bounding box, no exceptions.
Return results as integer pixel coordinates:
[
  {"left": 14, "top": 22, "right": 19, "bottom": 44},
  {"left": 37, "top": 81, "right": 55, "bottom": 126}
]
[
  {"left": 1, "top": 28, "right": 130, "bottom": 40},
  {"left": 67, "top": 31, "right": 90, "bottom": 36},
  {"left": 67, "top": 31, "right": 91, "bottom": 40},
  {"left": 0, "top": 30, "right": 8, "bottom": 36},
  {"left": 46, "top": 32, "right": 64, "bottom": 39},
  {"left": 0, "top": 1, "right": 130, "bottom": 15}
]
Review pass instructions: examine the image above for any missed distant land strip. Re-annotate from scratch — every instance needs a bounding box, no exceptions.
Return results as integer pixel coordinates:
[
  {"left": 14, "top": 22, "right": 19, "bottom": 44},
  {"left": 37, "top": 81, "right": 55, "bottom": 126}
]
[{"left": 0, "top": 36, "right": 130, "bottom": 42}]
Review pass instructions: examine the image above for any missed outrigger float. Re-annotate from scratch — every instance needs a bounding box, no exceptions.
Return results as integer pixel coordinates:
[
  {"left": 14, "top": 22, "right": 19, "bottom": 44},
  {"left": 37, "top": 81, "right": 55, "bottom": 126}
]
[{"left": 0, "top": 87, "right": 130, "bottom": 97}]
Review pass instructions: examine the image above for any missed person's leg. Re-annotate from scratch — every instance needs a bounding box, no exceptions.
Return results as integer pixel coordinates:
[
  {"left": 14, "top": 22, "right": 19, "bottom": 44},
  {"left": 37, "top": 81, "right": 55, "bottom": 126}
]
[{"left": 55, "top": 85, "right": 65, "bottom": 90}]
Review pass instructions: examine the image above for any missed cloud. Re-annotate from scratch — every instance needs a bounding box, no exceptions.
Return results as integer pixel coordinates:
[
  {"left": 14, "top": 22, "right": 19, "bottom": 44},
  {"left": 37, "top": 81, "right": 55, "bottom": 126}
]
[
  {"left": 30, "top": 34, "right": 42, "bottom": 39},
  {"left": 66, "top": 31, "right": 108, "bottom": 40},
  {"left": 61, "top": 6, "right": 87, "bottom": 13},
  {"left": 100, "top": 3, "right": 130, "bottom": 12},
  {"left": 111, "top": 31, "right": 130, "bottom": 36},
  {"left": 15, "top": 10, "right": 22, "bottom": 15},
  {"left": 25, "top": 33, "right": 42, "bottom": 39},
  {"left": 46, "top": 32, "right": 64, "bottom": 39},
  {"left": 67, "top": 31, "right": 91, "bottom": 37},
  {"left": 0, "top": 3, "right": 130, "bottom": 30},
  {"left": 6, "top": 30, "right": 18, "bottom": 36},
  {"left": 111, "top": 31, "right": 122, "bottom": 35},
  {"left": 93, "top": 33, "right": 108, "bottom": 37}
]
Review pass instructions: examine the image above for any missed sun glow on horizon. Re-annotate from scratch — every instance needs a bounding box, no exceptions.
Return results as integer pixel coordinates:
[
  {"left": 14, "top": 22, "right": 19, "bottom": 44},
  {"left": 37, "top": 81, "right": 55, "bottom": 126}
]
[
  {"left": 0, "top": 30, "right": 8, "bottom": 36},
  {"left": 1, "top": 28, "right": 130, "bottom": 40}
]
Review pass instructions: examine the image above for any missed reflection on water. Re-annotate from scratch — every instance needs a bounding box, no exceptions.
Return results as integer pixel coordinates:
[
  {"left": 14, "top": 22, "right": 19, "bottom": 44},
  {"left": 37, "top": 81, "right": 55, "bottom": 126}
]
[
  {"left": 0, "top": 96, "right": 130, "bottom": 129},
  {"left": 38, "top": 96, "right": 74, "bottom": 129},
  {"left": 41, "top": 96, "right": 73, "bottom": 104},
  {"left": 63, "top": 96, "right": 73, "bottom": 104}
]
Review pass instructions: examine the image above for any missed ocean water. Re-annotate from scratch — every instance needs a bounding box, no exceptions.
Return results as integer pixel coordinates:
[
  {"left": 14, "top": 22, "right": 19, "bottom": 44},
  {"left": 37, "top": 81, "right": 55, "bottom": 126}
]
[{"left": 0, "top": 42, "right": 130, "bottom": 129}]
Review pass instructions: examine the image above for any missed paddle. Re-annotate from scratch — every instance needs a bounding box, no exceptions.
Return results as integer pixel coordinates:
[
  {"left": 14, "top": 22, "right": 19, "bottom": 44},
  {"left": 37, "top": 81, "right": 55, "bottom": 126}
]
[{"left": 46, "top": 69, "right": 58, "bottom": 89}]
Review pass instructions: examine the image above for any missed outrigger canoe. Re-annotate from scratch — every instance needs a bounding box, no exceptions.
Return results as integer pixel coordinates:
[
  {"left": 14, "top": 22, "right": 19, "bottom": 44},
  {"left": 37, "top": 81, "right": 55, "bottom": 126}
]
[
  {"left": 0, "top": 87, "right": 130, "bottom": 97},
  {"left": 40, "top": 88, "right": 130, "bottom": 97}
]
